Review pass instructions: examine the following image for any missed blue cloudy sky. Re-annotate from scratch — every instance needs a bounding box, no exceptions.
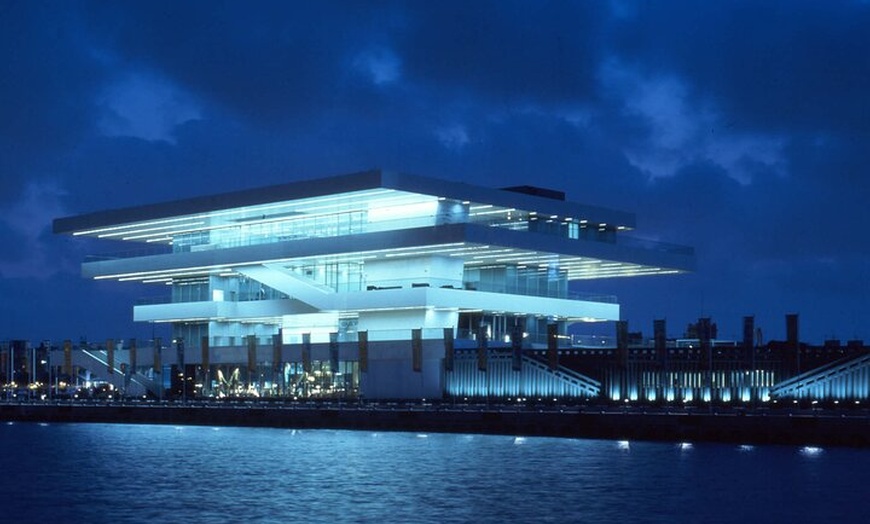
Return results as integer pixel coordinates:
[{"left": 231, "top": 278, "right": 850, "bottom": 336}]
[{"left": 1, "top": 0, "right": 868, "bottom": 344}]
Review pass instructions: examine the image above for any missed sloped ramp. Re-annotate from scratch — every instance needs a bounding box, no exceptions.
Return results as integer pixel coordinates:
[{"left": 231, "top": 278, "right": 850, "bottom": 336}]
[
  {"left": 769, "top": 352, "right": 870, "bottom": 400},
  {"left": 445, "top": 353, "right": 601, "bottom": 398},
  {"left": 72, "top": 349, "right": 158, "bottom": 398},
  {"left": 236, "top": 263, "right": 334, "bottom": 309},
  {"left": 522, "top": 354, "right": 601, "bottom": 397}
]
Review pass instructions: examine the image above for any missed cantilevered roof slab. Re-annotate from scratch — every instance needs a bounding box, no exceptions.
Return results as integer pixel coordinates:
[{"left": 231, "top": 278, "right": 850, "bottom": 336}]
[
  {"left": 80, "top": 223, "right": 693, "bottom": 283},
  {"left": 54, "top": 169, "right": 637, "bottom": 239}
]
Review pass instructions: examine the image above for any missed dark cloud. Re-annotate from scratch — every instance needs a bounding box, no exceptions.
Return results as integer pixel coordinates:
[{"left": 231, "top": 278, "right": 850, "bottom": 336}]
[
  {"left": 80, "top": 1, "right": 404, "bottom": 125},
  {"left": 397, "top": 2, "right": 608, "bottom": 104},
  {"left": 0, "top": 3, "right": 102, "bottom": 149},
  {"left": 0, "top": 1, "right": 107, "bottom": 205},
  {"left": 1, "top": 1, "right": 868, "bottom": 343},
  {"left": 608, "top": 0, "right": 870, "bottom": 135}
]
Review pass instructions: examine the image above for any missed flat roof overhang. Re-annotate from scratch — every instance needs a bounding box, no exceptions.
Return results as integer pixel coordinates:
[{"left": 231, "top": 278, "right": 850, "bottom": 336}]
[
  {"left": 53, "top": 169, "right": 637, "bottom": 237},
  {"left": 82, "top": 223, "right": 694, "bottom": 283},
  {"left": 134, "top": 287, "right": 620, "bottom": 324}
]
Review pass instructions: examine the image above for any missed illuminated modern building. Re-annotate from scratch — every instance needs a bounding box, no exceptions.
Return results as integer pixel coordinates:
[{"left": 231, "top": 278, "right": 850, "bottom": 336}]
[{"left": 53, "top": 170, "right": 695, "bottom": 399}]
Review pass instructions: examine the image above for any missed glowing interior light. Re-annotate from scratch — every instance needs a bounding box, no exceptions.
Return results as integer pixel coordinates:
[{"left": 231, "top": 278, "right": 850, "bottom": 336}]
[
  {"left": 368, "top": 200, "right": 439, "bottom": 222},
  {"left": 471, "top": 207, "right": 515, "bottom": 216}
]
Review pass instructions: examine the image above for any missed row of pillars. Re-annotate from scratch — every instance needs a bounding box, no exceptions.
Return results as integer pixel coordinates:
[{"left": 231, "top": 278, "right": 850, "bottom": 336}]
[{"left": 614, "top": 314, "right": 801, "bottom": 366}]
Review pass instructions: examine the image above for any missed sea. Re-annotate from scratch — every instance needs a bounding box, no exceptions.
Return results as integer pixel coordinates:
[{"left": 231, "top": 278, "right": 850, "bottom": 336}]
[{"left": 0, "top": 422, "right": 867, "bottom": 523}]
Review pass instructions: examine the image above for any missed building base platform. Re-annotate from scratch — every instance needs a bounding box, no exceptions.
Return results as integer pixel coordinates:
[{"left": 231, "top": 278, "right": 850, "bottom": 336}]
[{"left": 1, "top": 402, "right": 868, "bottom": 448}]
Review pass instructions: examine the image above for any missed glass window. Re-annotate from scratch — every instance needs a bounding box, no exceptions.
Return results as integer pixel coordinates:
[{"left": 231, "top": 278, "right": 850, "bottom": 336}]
[{"left": 568, "top": 222, "right": 579, "bottom": 239}]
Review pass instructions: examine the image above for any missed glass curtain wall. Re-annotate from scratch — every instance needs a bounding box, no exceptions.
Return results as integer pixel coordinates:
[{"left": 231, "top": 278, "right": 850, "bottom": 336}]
[{"left": 464, "top": 264, "right": 568, "bottom": 298}]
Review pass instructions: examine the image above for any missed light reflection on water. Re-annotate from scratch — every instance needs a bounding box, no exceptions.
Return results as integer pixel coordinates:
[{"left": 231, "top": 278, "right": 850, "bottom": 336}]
[{"left": 0, "top": 422, "right": 867, "bottom": 523}]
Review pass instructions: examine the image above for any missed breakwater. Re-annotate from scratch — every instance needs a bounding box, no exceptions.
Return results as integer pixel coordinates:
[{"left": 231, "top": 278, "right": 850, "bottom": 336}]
[{"left": 1, "top": 402, "right": 869, "bottom": 447}]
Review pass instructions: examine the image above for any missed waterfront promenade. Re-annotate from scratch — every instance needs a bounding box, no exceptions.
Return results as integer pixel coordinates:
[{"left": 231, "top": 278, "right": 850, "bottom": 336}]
[{"left": 1, "top": 399, "right": 868, "bottom": 447}]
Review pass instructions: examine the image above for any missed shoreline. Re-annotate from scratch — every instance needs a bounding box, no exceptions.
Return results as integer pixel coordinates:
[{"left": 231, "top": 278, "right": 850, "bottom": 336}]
[{"left": 1, "top": 401, "right": 869, "bottom": 447}]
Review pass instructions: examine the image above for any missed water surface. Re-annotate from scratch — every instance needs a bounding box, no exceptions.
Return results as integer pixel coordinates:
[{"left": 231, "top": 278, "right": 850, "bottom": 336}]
[{"left": 1, "top": 422, "right": 866, "bottom": 523}]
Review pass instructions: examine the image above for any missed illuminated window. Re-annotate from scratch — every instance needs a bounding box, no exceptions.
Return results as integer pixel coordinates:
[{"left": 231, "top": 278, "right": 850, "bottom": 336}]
[{"left": 568, "top": 222, "right": 580, "bottom": 239}]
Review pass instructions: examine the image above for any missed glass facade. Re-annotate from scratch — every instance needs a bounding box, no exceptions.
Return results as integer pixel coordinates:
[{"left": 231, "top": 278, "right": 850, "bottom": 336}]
[
  {"left": 464, "top": 264, "right": 568, "bottom": 299},
  {"left": 282, "top": 360, "right": 359, "bottom": 398},
  {"left": 155, "top": 191, "right": 623, "bottom": 258},
  {"left": 187, "top": 359, "right": 360, "bottom": 399}
]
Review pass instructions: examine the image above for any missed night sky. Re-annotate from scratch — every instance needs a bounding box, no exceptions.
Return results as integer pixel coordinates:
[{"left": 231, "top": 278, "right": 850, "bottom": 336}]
[{"left": 1, "top": 1, "right": 868, "bottom": 345}]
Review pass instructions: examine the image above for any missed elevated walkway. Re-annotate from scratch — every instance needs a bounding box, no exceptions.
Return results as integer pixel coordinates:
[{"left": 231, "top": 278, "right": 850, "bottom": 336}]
[{"left": 769, "top": 351, "right": 870, "bottom": 400}]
